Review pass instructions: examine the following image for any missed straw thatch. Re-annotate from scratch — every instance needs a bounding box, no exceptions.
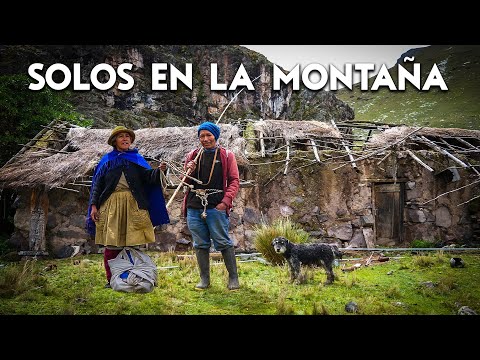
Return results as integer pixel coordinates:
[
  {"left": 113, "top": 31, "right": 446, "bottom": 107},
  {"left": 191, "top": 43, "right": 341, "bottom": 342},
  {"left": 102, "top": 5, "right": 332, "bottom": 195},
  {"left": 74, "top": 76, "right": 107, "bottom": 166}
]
[
  {"left": 133, "top": 124, "right": 247, "bottom": 165},
  {"left": 0, "top": 123, "right": 247, "bottom": 190},
  {"left": 3, "top": 120, "right": 478, "bottom": 190},
  {"left": 253, "top": 120, "right": 341, "bottom": 140},
  {"left": 0, "top": 147, "right": 100, "bottom": 189},
  {"left": 367, "top": 126, "right": 480, "bottom": 148}
]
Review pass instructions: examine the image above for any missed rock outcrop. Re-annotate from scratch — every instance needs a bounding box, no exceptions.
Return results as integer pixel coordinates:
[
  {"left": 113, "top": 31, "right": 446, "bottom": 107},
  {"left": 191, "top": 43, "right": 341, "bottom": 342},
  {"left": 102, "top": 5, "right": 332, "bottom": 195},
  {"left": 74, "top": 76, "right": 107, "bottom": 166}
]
[{"left": 0, "top": 45, "right": 354, "bottom": 128}]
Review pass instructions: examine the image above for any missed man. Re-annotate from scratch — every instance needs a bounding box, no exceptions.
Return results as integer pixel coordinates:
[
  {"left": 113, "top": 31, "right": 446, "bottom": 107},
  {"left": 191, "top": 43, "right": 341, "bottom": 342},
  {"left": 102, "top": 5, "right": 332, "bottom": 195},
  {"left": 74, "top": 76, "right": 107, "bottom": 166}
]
[{"left": 183, "top": 121, "right": 240, "bottom": 290}]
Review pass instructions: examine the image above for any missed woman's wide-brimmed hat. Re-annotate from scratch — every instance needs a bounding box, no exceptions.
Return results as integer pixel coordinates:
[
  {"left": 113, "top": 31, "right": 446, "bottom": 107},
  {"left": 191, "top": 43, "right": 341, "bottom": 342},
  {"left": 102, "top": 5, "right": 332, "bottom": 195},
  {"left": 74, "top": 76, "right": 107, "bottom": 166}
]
[{"left": 108, "top": 126, "right": 135, "bottom": 146}]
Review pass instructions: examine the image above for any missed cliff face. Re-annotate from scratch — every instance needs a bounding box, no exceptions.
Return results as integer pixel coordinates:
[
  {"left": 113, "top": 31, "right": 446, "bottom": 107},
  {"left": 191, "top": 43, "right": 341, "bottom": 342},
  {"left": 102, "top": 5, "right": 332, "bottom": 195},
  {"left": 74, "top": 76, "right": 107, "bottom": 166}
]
[{"left": 0, "top": 45, "right": 354, "bottom": 128}]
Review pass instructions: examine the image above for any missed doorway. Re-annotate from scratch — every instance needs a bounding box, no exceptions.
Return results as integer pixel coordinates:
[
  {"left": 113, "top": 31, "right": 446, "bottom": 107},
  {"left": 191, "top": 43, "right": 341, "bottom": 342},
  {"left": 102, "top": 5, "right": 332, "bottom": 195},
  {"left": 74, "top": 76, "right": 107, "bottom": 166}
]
[{"left": 373, "top": 183, "right": 404, "bottom": 246}]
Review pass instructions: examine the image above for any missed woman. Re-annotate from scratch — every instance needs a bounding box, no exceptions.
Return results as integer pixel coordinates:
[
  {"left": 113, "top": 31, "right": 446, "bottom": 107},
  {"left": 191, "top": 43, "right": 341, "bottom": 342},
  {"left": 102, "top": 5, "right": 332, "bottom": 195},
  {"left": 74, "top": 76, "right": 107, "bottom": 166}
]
[{"left": 86, "top": 125, "right": 169, "bottom": 288}]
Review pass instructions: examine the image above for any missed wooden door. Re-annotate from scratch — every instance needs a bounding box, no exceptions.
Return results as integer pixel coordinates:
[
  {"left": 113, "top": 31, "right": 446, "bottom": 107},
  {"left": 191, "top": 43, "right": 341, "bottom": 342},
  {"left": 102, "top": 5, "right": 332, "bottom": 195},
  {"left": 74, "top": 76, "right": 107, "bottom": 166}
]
[{"left": 373, "top": 183, "right": 404, "bottom": 245}]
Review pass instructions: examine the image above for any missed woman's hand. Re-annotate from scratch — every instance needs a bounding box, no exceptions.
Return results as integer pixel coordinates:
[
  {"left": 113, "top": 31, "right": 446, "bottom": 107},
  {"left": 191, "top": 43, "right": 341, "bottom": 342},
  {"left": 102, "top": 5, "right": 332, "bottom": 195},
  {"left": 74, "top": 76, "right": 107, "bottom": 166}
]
[
  {"left": 159, "top": 162, "right": 167, "bottom": 172},
  {"left": 215, "top": 202, "right": 227, "bottom": 211},
  {"left": 90, "top": 205, "right": 99, "bottom": 222}
]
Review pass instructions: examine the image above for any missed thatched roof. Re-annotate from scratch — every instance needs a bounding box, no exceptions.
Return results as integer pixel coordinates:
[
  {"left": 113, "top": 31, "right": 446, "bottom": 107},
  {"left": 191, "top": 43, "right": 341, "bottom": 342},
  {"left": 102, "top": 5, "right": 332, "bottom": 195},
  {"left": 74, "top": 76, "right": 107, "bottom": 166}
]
[
  {"left": 2, "top": 120, "right": 478, "bottom": 190},
  {"left": 367, "top": 126, "right": 480, "bottom": 148},
  {"left": 0, "top": 124, "right": 247, "bottom": 190},
  {"left": 253, "top": 120, "right": 341, "bottom": 140}
]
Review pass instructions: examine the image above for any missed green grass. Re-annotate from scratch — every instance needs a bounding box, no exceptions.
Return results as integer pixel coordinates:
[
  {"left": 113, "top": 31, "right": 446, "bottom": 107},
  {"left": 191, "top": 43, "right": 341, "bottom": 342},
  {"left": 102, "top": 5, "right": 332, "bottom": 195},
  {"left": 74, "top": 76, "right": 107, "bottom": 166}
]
[
  {"left": 335, "top": 45, "right": 480, "bottom": 130},
  {"left": 0, "top": 251, "right": 479, "bottom": 315}
]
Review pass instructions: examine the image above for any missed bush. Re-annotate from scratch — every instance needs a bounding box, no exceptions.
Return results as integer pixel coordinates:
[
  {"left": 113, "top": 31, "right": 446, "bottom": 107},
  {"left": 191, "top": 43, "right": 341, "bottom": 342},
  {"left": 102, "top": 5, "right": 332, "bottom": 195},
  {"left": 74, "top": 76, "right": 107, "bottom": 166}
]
[
  {"left": 411, "top": 239, "right": 433, "bottom": 248},
  {"left": 253, "top": 218, "right": 310, "bottom": 265}
]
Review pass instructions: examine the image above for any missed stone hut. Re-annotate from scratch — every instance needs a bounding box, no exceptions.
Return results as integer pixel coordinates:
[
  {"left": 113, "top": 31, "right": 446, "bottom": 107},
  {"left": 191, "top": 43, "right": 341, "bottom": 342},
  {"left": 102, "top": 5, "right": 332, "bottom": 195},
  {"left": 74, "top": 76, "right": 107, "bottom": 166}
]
[{"left": 0, "top": 119, "right": 479, "bottom": 257}]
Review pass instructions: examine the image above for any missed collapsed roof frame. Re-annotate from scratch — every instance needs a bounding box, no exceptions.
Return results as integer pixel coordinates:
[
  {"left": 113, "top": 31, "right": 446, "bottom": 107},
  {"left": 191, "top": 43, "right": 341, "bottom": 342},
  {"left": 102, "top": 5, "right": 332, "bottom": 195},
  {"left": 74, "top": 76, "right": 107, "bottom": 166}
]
[{"left": 0, "top": 118, "right": 479, "bottom": 206}]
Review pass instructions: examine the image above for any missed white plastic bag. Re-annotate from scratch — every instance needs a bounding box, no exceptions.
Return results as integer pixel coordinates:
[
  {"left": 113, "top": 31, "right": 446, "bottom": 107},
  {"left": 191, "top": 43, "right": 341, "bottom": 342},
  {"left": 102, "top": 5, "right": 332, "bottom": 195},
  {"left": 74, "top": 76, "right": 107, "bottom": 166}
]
[{"left": 108, "top": 247, "right": 157, "bottom": 293}]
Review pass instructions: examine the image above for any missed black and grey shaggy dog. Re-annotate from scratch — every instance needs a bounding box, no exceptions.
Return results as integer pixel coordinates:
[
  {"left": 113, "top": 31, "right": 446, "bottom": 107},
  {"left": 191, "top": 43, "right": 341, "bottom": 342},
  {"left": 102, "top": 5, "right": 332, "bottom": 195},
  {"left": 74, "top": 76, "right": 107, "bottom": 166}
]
[{"left": 272, "top": 236, "right": 343, "bottom": 285}]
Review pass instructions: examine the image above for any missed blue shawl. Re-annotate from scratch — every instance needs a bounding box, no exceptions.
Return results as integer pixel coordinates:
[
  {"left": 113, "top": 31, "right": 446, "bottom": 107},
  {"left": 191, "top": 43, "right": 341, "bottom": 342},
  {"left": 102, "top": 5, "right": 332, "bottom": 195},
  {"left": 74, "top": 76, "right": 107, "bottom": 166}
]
[{"left": 85, "top": 148, "right": 169, "bottom": 237}]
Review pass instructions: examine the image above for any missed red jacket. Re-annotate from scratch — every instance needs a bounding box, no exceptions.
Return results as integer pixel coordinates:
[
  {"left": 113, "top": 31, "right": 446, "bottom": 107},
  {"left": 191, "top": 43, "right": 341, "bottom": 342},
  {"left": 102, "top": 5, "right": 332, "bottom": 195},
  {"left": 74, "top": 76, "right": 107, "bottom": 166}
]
[{"left": 182, "top": 146, "right": 240, "bottom": 217}]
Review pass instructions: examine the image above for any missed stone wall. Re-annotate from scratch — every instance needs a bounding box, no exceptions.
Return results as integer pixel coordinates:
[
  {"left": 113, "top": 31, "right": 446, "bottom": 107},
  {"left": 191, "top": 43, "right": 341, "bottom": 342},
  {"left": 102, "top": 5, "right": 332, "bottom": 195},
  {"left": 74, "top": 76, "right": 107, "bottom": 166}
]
[
  {"left": 9, "top": 151, "right": 479, "bottom": 256},
  {"left": 11, "top": 187, "right": 91, "bottom": 256}
]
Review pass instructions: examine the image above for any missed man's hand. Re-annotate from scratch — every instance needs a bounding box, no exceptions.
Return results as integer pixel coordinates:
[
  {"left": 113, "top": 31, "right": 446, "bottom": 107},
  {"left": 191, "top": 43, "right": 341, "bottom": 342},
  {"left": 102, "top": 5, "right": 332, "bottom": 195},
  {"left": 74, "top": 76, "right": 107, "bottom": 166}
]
[
  {"left": 186, "top": 160, "right": 196, "bottom": 173},
  {"left": 215, "top": 202, "right": 227, "bottom": 211},
  {"left": 159, "top": 162, "right": 167, "bottom": 172}
]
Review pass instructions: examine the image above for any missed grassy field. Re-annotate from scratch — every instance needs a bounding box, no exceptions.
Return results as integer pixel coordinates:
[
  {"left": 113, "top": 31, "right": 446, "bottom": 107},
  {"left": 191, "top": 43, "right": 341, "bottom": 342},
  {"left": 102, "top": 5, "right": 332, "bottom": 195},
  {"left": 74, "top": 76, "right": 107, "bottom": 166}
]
[
  {"left": 335, "top": 45, "right": 480, "bottom": 130},
  {"left": 1, "top": 250, "right": 479, "bottom": 315}
]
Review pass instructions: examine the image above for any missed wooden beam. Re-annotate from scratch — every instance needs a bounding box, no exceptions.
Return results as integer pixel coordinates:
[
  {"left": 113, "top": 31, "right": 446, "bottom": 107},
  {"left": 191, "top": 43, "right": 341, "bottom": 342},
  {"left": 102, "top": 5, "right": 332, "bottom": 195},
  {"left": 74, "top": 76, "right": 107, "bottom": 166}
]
[
  {"left": 17, "top": 144, "right": 69, "bottom": 154},
  {"left": 40, "top": 125, "right": 68, "bottom": 133},
  {"left": 418, "top": 136, "right": 468, "bottom": 168},
  {"left": 29, "top": 187, "right": 49, "bottom": 253},
  {"left": 439, "top": 138, "right": 480, "bottom": 176},
  {"left": 68, "top": 183, "right": 91, "bottom": 187},
  {"left": 2, "top": 118, "right": 61, "bottom": 168},
  {"left": 53, "top": 186, "right": 80, "bottom": 193},
  {"left": 406, "top": 150, "right": 434, "bottom": 172},
  {"left": 259, "top": 131, "right": 266, "bottom": 158},
  {"left": 165, "top": 167, "right": 175, "bottom": 186},
  {"left": 439, "top": 137, "right": 459, "bottom": 151},
  {"left": 455, "top": 137, "right": 477, "bottom": 149},
  {"left": 177, "top": 253, "right": 223, "bottom": 260},
  {"left": 311, "top": 139, "right": 321, "bottom": 163},
  {"left": 27, "top": 138, "right": 65, "bottom": 143},
  {"left": 363, "top": 129, "right": 374, "bottom": 150},
  {"left": 283, "top": 140, "right": 290, "bottom": 175},
  {"left": 333, "top": 127, "right": 424, "bottom": 171},
  {"left": 331, "top": 119, "right": 359, "bottom": 172},
  {"left": 377, "top": 151, "right": 391, "bottom": 165},
  {"left": 244, "top": 136, "right": 284, "bottom": 140}
]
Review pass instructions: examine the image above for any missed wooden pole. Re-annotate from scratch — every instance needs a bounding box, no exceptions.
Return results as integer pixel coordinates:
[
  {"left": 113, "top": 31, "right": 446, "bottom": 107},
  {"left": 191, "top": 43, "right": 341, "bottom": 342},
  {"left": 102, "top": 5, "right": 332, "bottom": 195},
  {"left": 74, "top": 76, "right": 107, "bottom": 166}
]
[
  {"left": 166, "top": 148, "right": 202, "bottom": 209},
  {"left": 330, "top": 118, "right": 359, "bottom": 172},
  {"left": 418, "top": 135, "right": 468, "bottom": 168},
  {"left": 28, "top": 187, "right": 49, "bottom": 254},
  {"left": 406, "top": 150, "right": 434, "bottom": 172},
  {"left": 166, "top": 75, "right": 261, "bottom": 209},
  {"left": 377, "top": 151, "right": 391, "bottom": 165},
  {"left": 259, "top": 131, "right": 266, "bottom": 158},
  {"left": 455, "top": 137, "right": 477, "bottom": 149},
  {"left": 440, "top": 138, "right": 480, "bottom": 176},
  {"left": 2, "top": 118, "right": 61, "bottom": 168},
  {"left": 332, "top": 127, "right": 424, "bottom": 171},
  {"left": 311, "top": 140, "right": 321, "bottom": 163},
  {"left": 17, "top": 144, "right": 69, "bottom": 154},
  {"left": 283, "top": 140, "right": 290, "bottom": 175}
]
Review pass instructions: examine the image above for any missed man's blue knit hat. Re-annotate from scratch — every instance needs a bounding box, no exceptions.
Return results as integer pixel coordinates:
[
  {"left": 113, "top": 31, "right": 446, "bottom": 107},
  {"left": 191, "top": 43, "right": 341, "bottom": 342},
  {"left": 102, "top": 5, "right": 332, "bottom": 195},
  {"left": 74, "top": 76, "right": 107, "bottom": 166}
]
[{"left": 198, "top": 121, "right": 220, "bottom": 140}]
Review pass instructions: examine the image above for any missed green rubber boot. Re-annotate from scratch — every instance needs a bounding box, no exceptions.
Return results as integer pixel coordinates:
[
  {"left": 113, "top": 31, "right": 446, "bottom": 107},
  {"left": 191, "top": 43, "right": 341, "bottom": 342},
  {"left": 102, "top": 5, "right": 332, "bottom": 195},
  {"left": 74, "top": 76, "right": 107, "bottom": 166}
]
[
  {"left": 221, "top": 247, "right": 240, "bottom": 291},
  {"left": 195, "top": 248, "right": 210, "bottom": 290}
]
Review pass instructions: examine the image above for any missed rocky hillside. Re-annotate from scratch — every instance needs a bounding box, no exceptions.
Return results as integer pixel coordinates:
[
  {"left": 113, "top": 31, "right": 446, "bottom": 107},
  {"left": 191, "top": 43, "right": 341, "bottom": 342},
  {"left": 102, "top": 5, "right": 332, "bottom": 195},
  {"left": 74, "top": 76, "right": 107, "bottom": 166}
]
[
  {"left": 335, "top": 45, "right": 480, "bottom": 130},
  {"left": 0, "top": 45, "right": 354, "bottom": 129}
]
